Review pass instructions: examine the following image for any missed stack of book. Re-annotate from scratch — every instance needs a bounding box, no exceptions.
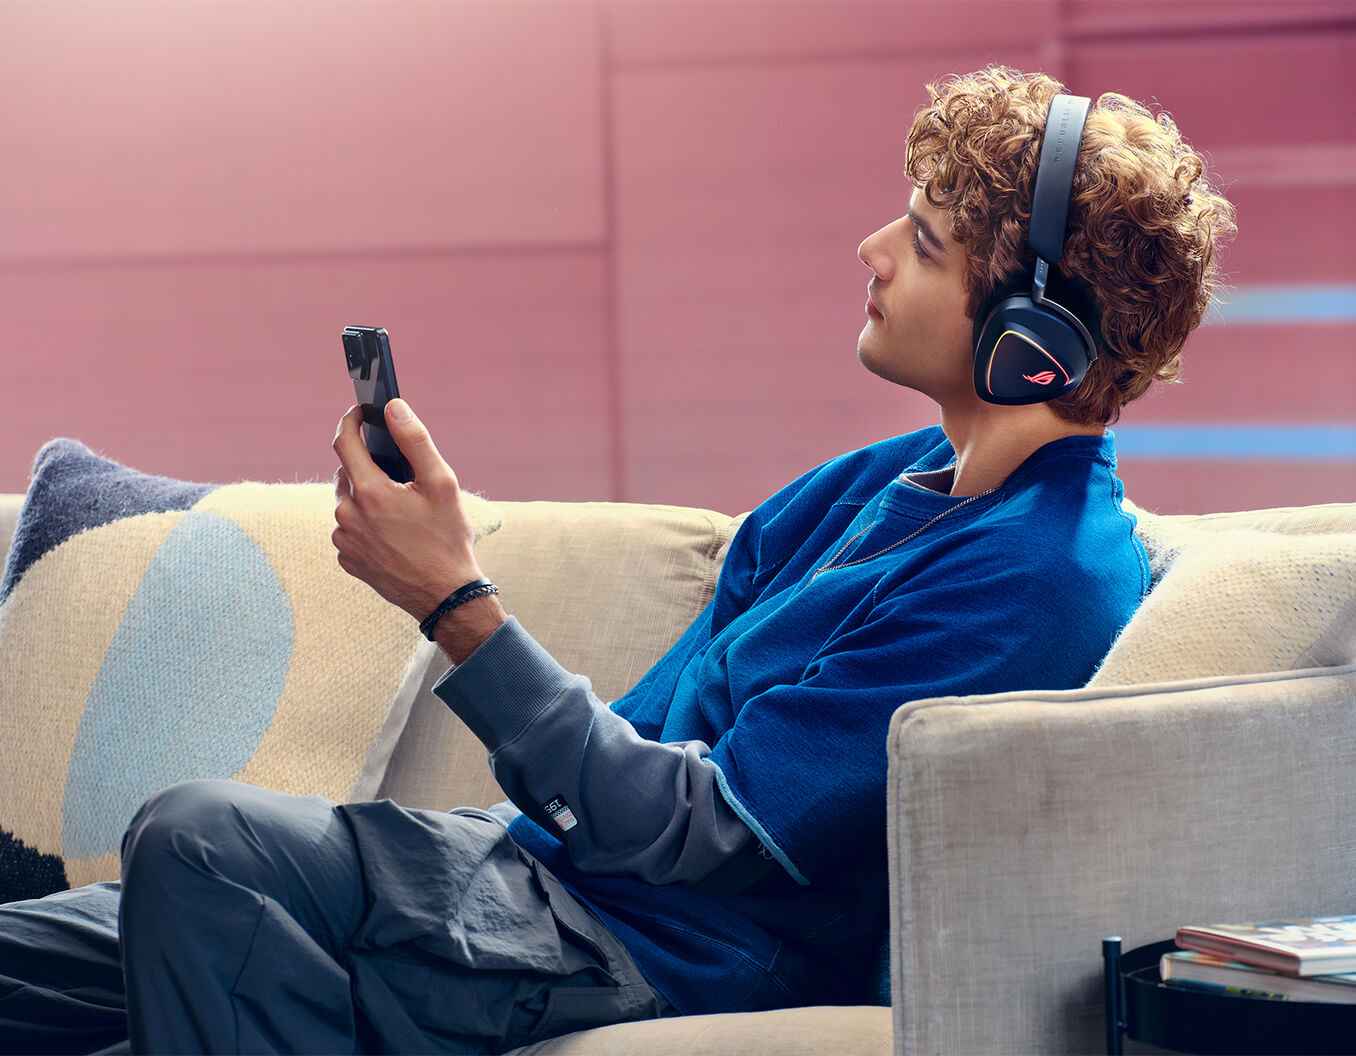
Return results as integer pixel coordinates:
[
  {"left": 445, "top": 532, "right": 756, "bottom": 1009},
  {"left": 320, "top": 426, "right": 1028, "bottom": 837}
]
[{"left": 1162, "top": 915, "right": 1356, "bottom": 1003}]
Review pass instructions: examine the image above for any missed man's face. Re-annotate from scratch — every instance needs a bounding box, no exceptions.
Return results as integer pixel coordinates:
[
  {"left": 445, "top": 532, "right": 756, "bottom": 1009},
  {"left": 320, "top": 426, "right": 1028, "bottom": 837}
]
[{"left": 856, "top": 187, "right": 975, "bottom": 403}]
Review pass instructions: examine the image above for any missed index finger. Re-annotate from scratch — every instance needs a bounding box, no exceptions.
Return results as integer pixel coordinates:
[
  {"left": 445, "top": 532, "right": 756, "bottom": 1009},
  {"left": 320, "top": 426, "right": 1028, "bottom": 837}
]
[{"left": 333, "top": 405, "right": 385, "bottom": 489}]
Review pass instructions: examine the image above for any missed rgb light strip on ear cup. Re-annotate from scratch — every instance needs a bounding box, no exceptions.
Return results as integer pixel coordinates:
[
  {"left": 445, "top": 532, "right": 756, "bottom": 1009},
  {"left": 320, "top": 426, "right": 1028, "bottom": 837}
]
[{"left": 986, "top": 330, "right": 1071, "bottom": 392}]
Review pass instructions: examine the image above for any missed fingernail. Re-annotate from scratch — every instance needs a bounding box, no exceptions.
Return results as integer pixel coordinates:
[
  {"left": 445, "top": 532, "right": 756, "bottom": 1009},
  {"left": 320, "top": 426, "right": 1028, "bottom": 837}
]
[{"left": 389, "top": 399, "right": 413, "bottom": 422}]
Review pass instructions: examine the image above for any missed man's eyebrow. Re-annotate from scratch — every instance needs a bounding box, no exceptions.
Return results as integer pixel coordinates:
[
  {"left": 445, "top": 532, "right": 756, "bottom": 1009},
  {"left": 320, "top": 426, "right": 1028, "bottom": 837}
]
[{"left": 907, "top": 209, "right": 948, "bottom": 254}]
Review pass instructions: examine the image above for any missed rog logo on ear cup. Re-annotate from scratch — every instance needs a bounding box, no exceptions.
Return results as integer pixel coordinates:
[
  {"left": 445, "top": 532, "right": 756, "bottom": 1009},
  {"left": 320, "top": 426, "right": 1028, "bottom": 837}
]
[
  {"left": 973, "top": 299, "right": 1090, "bottom": 405},
  {"left": 971, "top": 93, "right": 1101, "bottom": 407}
]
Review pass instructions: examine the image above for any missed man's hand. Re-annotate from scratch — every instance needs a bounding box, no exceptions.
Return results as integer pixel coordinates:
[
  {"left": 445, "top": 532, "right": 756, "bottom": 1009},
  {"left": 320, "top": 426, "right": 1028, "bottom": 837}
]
[{"left": 332, "top": 400, "right": 505, "bottom": 660}]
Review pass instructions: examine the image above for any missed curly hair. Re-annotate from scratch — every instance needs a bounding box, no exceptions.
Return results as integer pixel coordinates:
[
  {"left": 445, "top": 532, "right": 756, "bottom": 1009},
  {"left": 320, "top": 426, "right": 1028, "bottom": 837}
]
[{"left": 905, "top": 66, "right": 1237, "bottom": 425}]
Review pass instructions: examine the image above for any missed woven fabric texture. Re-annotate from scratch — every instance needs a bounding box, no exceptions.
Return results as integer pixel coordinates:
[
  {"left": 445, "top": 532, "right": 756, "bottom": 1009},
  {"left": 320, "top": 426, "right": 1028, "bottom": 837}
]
[
  {"left": 1092, "top": 502, "right": 1356, "bottom": 686},
  {"left": 377, "top": 500, "right": 744, "bottom": 812},
  {"left": 0, "top": 439, "right": 501, "bottom": 902}
]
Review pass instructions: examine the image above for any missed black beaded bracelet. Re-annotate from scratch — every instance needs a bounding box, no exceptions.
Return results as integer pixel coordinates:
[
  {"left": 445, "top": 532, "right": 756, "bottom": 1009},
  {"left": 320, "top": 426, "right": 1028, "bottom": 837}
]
[{"left": 418, "top": 578, "right": 499, "bottom": 640}]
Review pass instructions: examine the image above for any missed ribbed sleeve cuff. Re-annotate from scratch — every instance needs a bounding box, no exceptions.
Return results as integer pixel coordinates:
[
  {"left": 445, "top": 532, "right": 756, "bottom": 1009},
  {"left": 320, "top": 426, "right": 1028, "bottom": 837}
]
[{"left": 431, "top": 617, "right": 579, "bottom": 751}]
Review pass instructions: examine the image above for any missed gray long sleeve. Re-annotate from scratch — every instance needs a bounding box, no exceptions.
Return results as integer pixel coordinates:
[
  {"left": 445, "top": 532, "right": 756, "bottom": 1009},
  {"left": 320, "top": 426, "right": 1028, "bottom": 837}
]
[{"left": 432, "top": 618, "right": 771, "bottom": 891}]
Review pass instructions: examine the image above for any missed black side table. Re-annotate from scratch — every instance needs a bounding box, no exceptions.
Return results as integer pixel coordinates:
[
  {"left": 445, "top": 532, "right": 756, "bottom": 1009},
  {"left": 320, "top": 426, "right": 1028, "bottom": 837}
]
[{"left": 1103, "top": 936, "right": 1356, "bottom": 1055}]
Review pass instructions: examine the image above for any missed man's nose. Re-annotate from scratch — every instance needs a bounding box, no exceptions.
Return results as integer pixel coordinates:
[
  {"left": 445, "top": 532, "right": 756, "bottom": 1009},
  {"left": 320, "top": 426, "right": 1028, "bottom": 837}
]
[{"left": 858, "top": 231, "right": 893, "bottom": 281}]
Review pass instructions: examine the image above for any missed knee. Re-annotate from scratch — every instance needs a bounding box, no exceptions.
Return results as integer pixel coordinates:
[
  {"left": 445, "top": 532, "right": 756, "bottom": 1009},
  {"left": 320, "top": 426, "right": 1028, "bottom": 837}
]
[{"left": 121, "top": 779, "right": 241, "bottom": 885}]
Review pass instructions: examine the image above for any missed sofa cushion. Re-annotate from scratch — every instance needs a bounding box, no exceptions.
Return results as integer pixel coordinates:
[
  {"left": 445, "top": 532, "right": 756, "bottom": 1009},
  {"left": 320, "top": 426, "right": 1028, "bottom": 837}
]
[
  {"left": 377, "top": 500, "right": 745, "bottom": 811},
  {"left": 1094, "top": 502, "right": 1356, "bottom": 686},
  {"left": 504, "top": 1004, "right": 891, "bottom": 1055},
  {"left": 0, "top": 439, "right": 501, "bottom": 902},
  {"left": 0, "top": 495, "right": 21, "bottom": 564}
]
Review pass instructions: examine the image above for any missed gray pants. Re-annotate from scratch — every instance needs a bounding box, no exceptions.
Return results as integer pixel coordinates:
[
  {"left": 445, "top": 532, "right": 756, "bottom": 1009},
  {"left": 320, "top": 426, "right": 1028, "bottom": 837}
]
[{"left": 0, "top": 780, "right": 668, "bottom": 1054}]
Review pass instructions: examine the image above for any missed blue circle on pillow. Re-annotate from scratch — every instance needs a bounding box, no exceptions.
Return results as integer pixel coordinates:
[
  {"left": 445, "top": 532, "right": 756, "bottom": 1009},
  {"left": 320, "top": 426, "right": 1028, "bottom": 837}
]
[{"left": 62, "top": 510, "right": 294, "bottom": 859}]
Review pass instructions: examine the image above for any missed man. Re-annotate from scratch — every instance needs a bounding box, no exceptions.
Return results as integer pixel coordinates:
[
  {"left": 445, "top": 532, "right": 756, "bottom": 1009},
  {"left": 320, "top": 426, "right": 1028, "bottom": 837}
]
[{"left": 0, "top": 67, "right": 1234, "bottom": 1053}]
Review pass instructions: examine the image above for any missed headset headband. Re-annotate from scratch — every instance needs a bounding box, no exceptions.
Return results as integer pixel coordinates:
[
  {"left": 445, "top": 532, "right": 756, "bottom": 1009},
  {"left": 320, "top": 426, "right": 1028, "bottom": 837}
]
[{"left": 1027, "top": 93, "right": 1090, "bottom": 304}]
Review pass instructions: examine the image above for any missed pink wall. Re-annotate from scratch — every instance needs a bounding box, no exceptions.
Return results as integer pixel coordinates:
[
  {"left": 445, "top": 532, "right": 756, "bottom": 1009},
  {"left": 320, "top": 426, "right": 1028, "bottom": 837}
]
[{"left": 3, "top": 0, "right": 1353, "bottom": 514}]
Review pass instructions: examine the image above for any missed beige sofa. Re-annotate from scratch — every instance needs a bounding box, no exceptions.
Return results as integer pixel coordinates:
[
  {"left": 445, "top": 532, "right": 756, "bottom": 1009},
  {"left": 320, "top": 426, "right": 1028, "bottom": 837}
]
[{"left": 2, "top": 486, "right": 1353, "bottom": 1055}]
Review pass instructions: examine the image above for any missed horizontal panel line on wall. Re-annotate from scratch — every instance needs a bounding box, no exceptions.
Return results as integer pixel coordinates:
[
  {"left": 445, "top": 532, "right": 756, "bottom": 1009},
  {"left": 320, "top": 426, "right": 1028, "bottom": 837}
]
[
  {"left": 1210, "top": 144, "right": 1356, "bottom": 188},
  {"left": 608, "top": 16, "right": 1355, "bottom": 69},
  {"left": 1114, "top": 424, "right": 1356, "bottom": 460},
  {"left": 0, "top": 239, "right": 611, "bottom": 272},
  {"left": 607, "top": 44, "right": 1043, "bottom": 73},
  {"left": 1205, "top": 285, "right": 1356, "bottom": 325},
  {"left": 1067, "top": 12, "right": 1356, "bottom": 44}
]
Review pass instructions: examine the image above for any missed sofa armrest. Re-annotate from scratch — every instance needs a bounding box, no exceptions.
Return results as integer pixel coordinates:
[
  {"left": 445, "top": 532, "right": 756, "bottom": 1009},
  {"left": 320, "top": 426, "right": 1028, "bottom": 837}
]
[{"left": 887, "top": 663, "right": 1356, "bottom": 1055}]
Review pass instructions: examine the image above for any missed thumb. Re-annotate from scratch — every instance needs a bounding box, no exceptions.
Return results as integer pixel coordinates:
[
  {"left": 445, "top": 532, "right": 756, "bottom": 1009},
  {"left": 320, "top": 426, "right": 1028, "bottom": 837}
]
[{"left": 384, "top": 399, "right": 447, "bottom": 480}]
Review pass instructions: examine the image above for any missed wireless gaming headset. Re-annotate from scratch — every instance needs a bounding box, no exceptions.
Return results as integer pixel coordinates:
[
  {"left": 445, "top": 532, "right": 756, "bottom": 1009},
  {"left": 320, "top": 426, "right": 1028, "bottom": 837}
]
[{"left": 973, "top": 93, "right": 1099, "bottom": 405}]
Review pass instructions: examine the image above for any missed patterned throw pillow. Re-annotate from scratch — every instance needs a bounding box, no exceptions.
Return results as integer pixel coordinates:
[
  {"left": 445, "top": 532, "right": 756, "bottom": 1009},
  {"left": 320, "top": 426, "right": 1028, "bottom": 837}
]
[{"left": 0, "top": 439, "right": 501, "bottom": 902}]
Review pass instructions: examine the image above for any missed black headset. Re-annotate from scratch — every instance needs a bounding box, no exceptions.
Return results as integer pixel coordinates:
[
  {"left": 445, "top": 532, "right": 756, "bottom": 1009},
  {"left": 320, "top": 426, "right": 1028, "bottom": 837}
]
[{"left": 972, "top": 93, "right": 1100, "bottom": 406}]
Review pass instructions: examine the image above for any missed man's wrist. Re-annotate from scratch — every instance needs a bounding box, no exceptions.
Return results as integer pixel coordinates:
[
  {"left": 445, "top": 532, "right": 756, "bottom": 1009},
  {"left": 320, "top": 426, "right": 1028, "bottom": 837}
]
[
  {"left": 418, "top": 578, "right": 499, "bottom": 639},
  {"left": 431, "top": 593, "right": 509, "bottom": 666}
]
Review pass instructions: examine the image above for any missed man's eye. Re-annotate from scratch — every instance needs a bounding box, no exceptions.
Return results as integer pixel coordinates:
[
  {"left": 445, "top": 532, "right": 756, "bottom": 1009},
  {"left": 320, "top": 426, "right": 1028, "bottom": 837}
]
[{"left": 910, "top": 233, "right": 929, "bottom": 261}]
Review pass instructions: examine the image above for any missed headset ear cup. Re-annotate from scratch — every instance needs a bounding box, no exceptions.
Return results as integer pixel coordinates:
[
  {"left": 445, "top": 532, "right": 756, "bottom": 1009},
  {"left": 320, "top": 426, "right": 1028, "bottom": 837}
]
[
  {"left": 975, "top": 93, "right": 1100, "bottom": 407},
  {"left": 973, "top": 295, "right": 1093, "bottom": 405}
]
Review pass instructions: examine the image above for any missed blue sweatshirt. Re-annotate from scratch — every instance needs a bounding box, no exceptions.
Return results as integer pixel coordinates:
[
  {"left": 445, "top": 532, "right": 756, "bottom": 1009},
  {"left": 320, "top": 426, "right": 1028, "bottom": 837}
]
[{"left": 436, "top": 427, "right": 1148, "bottom": 1015}]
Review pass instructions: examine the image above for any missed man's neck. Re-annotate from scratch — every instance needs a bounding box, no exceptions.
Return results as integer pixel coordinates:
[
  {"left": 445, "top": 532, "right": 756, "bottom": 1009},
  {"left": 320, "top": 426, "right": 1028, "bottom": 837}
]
[{"left": 938, "top": 405, "right": 1106, "bottom": 496}]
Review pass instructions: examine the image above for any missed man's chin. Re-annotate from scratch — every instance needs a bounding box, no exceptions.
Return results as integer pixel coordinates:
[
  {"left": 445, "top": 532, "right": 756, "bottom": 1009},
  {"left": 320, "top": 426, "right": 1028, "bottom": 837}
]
[
  {"left": 856, "top": 341, "right": 896, "bottom": 383},
  {"left": 855, "top": 327, "right": 875, "bottom": 367}
]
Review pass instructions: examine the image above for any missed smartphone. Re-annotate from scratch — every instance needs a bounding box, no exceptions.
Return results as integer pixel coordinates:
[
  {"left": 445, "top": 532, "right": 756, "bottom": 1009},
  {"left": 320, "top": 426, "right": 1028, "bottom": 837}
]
[{"left": 342, "top": 325, "right": 414, "bottom": 483}]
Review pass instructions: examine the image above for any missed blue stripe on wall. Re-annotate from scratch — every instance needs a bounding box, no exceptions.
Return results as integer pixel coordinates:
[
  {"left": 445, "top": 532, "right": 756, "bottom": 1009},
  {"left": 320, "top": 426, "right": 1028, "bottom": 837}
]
[
  {"left": 1114, "top": 425, "right": 1356, "bottom": 460},
  {"left": 1205, "top": 285, "right": 1356, "bottom": 325}
]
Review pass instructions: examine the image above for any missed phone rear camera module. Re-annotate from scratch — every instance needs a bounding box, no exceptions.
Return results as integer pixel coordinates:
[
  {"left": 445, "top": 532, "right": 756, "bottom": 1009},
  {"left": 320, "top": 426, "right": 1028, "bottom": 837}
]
[{"left": 342, "top": 333, "right": 371, "bottom": 378}]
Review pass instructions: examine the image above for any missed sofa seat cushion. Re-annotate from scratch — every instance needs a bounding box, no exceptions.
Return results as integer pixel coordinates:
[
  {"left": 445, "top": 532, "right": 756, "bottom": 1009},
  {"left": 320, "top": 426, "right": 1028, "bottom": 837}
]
[
  {"left": 0, "top": 439, "right": 500, "bottom": 902},
  {"left": 504, "top": 1004, "right": 891, "bottom": 1055}
]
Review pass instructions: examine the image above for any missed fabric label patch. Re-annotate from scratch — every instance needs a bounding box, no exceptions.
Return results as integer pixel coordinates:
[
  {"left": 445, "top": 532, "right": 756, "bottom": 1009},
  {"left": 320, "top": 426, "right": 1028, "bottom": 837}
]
[{"left": 542, "top": 795, "right": 577, "bottom": 833}]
